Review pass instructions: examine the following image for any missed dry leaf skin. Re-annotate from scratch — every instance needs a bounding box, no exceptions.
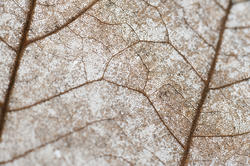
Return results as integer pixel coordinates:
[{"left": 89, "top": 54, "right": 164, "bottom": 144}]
[{"left": 0, "top": 0, "right": 249, "bottom": 165}]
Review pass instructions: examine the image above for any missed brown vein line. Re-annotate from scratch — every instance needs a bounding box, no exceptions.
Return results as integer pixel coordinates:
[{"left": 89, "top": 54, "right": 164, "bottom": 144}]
[
  {"left": 136, "top": 54, "right": 150, "bottom": 91},
  {"left": 168, "top": 42, "right": 206, "bottom": 83},
  {"left": 86, "top": 13, "right": 120, "bottom": 26},
  {"left": 0, "top": 0, "right": 37, "bottom": 141},
  {"left": 233, "top": 0, "right": 250, "bottom": 5},
  {"left": 226, "top": 25, "right": 250, "bottom": 30},
  {"left": 26, "top": 0, "right": 100, "bottom": 45},
  {"left": 235, "top": 152, "right": 250, "bottom": 157},
  {"left": 0, "top": 37, "right": 17, "bottom": 52},
  {"left": 9, "top": 79, "right": 102, "bottom": 112},
  {"left": 0, "top": 118, "right": 114, "bottom": 165},
  {"left": 194, "top": 131, "right": 250, "bottom": 137},
  {"left": 139, "top": 40, "right": 167, "bottom": 44},
  {"left": 210, "top": 77, "right": 250, "bottom": 90},
  {"left": 143, "top": 91, "right": 185, "bottom": 149},
  {"left": 103, "top": 79, "right": 185, "bottom": 149},
  {"left": 180, "top": 1, "right": 233, "bottom": 166}
]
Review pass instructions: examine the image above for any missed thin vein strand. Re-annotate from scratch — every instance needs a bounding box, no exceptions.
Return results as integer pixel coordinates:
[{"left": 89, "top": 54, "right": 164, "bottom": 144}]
[
  {"left": 210, "top": 77, "right": 250, "bottom": 90},
  {"left": 213, "top": 0, "right": 226, "bottom": 11},
  {"left": 168, "top": 42, "right": 206, "bottom": 83},
  {"left": 232, "top": 0, "right": 250, "bottom": 5},
  {"left": 183, "top": 17, "right": 215, "bottom": 50},
  {"left": 194, "top": 131, "right": 250, "bottom": 138},
  {"left": 9, "top": 79, "right": 102, "bottom": 112},
  {"left": 0, "top": 37, "right": 17, "bottom": 52},
  {"left": 226, "top": 25, "right": 250, "bottom": 30}
]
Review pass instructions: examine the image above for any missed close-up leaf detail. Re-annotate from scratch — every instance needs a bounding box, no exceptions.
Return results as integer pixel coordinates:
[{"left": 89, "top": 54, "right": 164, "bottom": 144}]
[{"left": 0, "top": 0, "right": 249, "bottom": 165}]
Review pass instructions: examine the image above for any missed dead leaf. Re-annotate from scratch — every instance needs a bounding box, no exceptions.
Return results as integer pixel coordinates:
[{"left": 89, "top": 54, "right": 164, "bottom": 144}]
[{"left": 0, "top": 0, "right": 249, "bottom": 165}]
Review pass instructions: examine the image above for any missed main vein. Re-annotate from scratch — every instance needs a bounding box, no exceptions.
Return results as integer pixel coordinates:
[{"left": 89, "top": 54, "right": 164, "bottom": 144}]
[
  {"left": 179, "top": 1, "right": 233, "bottom": 165},
  {"left": 0, "top": 0, "right": 37, "bottom": 140}
]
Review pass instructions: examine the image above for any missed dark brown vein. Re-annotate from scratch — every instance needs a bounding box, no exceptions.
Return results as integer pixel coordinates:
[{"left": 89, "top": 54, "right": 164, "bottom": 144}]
[
  {"left": 103, "top": 79, "right": 185, "bottom": 149},
  {"left": 232, "top": 0, "right": 250, "bottom": 5},
  {"left": 0, "top": 0, "right": 37, "bottom": 141},
  {"left": 139, "top": 40, "right": 167, "bottom": 44},
  {"left": 194, "top": 131, "right": 250, "bottom": 137},
  {"left": 0, "top": 118, "right": 114, "bottom": 164},
  {"left": 210, "top": 77, "right": 250, "bottom": 90},
  {"left": 226, "top": 25, "right": 250, "bottom": 30},
  {"left": 26, "top": 0, "right": 100, "bottom": 45},
  {"left": 180, "top": 1, "right": 233, "bottom": 165},
  {"left": 9, "top": 79, "right": 102, "bottom": 112}
]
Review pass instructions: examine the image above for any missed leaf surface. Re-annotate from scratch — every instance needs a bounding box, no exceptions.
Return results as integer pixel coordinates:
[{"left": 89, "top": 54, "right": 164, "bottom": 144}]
[{"left": 0, "top": 0, "right": 249, "bottom": 165}]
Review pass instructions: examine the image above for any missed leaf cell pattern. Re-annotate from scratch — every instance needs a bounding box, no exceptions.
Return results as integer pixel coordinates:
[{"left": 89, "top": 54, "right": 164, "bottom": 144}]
[{"left": 0, "top": 0, "right": 249, "bottom": 165}]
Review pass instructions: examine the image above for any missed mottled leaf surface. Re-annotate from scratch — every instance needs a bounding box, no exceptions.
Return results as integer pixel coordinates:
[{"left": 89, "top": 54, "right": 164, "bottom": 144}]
[{"left": 0, "top": 0, "right": 249, "bottom": 165}]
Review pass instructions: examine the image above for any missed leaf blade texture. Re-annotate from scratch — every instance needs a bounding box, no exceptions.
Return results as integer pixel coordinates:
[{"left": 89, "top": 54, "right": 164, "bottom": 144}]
[{"left": 0, "top": 0, "right": 249, "bottom": 165}]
